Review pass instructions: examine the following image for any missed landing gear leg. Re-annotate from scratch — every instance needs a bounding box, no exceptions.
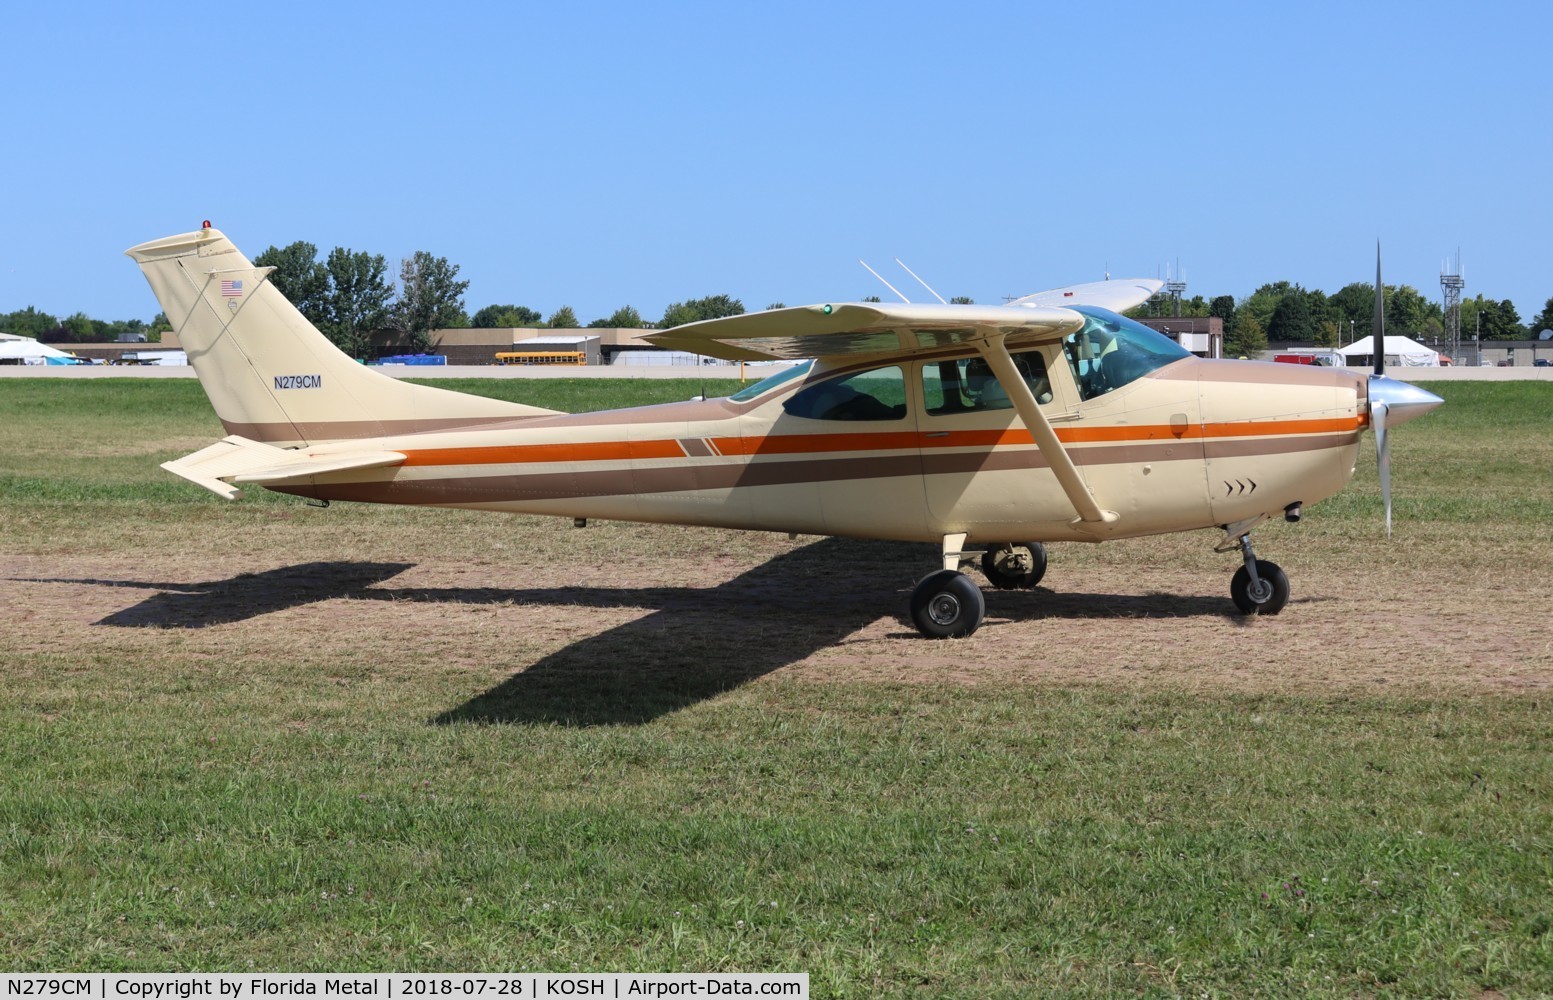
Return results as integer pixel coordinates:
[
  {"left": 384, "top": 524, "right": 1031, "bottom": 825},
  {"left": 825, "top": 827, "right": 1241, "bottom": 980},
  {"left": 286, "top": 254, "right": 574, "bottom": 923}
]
[{"left": 1228, "top": 532, "right": 1289, "bottom": 616}]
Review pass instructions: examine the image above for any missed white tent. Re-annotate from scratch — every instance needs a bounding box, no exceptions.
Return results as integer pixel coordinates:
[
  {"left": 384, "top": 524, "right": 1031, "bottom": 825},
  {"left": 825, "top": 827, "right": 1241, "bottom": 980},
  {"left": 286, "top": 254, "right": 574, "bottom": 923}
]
[
  {"left": 1337, "top": 334, "right": 1440, "bottom": 368},
  {"left": 0, "top": 337, "right": 87, "bottom": 365}
]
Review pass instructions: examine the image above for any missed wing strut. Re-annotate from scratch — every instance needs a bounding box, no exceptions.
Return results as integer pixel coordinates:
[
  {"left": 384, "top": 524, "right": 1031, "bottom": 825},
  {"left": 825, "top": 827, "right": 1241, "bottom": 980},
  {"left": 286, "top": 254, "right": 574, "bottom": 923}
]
[{"left": 973, "top": 335, "right": 1119, "bottom": 533}]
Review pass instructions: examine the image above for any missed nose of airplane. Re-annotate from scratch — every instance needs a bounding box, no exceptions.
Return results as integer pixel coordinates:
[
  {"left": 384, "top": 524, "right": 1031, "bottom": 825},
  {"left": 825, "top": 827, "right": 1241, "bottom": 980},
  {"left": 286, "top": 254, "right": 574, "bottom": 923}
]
[{"left": 1368, "top": 374, "right": 1444, "bottom": 428}]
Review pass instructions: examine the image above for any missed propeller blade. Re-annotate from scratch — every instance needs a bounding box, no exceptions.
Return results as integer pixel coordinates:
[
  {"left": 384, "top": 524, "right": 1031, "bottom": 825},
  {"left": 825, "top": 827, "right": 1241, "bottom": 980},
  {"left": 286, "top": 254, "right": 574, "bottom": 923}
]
[
  {"left": 1373, "top": 241, "right": 1385, "bottom": 377},
  {"left": 1367, "top": 376, "right": 1443, "bottom": 537},
  {"left": 1373, "top": 398, "right": 1391, "bottom": 536}
]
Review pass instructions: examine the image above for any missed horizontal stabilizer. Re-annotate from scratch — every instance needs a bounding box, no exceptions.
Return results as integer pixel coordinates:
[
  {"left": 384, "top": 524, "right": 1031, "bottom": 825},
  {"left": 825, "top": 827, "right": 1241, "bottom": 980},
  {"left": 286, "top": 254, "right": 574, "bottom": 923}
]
[
  {"left": 162, "top": 436, "right": 405, "bottom": 500},
  {"left": 643, "top": 302, "right": 1087, "bottom": 362}
]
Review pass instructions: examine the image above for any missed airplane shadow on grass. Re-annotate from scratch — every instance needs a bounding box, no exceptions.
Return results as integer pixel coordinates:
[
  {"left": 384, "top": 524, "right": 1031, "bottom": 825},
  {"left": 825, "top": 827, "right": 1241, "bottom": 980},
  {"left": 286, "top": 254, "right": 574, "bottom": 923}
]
[{"left": 18, "top": 538, "right": 1244, "bottom": 727}]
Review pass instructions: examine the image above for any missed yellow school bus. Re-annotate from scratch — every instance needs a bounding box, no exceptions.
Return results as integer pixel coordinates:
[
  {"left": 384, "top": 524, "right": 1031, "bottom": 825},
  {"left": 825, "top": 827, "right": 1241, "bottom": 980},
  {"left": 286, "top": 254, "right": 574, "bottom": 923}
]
[{"left": 495, "top": 351, "right": 586, "bottom": 366}]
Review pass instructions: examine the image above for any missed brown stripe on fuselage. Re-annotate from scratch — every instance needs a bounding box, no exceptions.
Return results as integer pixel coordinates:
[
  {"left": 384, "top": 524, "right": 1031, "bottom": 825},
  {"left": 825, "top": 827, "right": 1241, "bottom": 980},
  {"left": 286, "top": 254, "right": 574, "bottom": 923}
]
[
  {"left": 279, "top": 452, "right": 924, "bottom": 505},
  {"left": 677, "top": 438, "right": 715, "bottom": 457}
]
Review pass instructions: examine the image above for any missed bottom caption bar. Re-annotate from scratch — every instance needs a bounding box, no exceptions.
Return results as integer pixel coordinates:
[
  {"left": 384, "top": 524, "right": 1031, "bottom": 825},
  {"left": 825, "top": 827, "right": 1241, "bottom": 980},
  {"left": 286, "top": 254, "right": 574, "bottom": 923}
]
[{"left": 0, "top": 975, "right": 808, "bottom": 1000}]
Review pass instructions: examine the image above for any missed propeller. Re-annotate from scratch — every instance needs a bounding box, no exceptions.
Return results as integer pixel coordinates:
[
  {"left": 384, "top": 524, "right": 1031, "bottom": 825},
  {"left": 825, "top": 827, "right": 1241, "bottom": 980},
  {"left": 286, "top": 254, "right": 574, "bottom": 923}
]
[
  {"left": 1374, "top": 241, "right": 1390, "bottom": 533},
  {"left": 1365, "top": 240, "right": 1443, "bottom": 535}
]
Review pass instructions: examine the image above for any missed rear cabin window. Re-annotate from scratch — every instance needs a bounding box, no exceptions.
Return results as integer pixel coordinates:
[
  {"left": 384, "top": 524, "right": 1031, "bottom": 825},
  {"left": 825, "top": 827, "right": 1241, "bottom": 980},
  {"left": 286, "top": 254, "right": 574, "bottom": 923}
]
[
  {"left": 922, "top": 351, "right": 1052, "bottom": 415},
  {"left": 782, "top": 366, "right": 907, "bottom": 421},
  {"left": 729, "top": 360, "right": 812, "bottom": 401}
]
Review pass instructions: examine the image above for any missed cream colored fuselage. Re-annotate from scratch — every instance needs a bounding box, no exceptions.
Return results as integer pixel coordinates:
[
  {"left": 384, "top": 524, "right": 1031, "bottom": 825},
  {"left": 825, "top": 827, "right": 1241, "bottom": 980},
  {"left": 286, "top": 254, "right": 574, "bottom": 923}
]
[{"left": 274, "top": 350, "right": 1365, "bottom": 546}]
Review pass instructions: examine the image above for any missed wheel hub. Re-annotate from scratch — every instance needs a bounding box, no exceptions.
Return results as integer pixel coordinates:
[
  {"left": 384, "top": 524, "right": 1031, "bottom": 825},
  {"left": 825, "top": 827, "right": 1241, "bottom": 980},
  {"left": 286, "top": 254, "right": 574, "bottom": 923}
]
[{"left": 927, "top": 593, "right": 961, "bottom": 625}]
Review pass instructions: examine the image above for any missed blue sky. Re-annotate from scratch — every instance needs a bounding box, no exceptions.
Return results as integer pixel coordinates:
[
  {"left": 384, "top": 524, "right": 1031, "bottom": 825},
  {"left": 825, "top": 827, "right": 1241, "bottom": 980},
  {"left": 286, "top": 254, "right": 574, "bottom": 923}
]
[{"left": 3, "top": 1, "right": 1549, "bottom": 327}]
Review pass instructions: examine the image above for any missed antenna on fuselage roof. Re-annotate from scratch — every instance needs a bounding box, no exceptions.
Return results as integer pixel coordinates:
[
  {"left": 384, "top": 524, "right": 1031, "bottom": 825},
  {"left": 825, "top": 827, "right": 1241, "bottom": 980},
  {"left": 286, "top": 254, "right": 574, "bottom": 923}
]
[
  {"left": 894, "top": 258, "right": 948, "bottom": 305},
  {"left": 858, "top": 259, "right": 910, "bottom": 303}
]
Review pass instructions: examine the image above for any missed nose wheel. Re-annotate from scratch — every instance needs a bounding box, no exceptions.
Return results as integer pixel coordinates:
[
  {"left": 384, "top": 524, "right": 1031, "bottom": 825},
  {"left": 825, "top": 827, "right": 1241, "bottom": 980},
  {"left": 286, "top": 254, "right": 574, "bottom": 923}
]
[{"left": 1227, "top": 533, "right": 1289, "bottom": 615}]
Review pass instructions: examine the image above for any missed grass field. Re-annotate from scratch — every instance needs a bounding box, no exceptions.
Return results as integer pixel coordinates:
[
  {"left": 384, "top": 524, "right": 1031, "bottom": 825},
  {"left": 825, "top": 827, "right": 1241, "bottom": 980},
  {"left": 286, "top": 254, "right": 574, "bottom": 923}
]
[{"left": 1, "top": 378, "right": 1550, "bottom": 996}]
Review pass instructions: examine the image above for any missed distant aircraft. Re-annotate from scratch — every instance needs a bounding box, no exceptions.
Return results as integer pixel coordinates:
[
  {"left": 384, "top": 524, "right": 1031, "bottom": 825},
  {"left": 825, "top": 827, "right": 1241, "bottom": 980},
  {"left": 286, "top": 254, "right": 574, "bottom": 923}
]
[{"left": 127, "top": 225, "right": 1441, "bottom": 637}]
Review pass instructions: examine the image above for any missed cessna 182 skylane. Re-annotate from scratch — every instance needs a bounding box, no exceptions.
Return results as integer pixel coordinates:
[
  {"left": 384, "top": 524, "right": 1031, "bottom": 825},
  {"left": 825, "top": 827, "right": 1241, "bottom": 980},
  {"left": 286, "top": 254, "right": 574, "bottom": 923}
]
[{"left": 127, "top": 225, "right": 1442, "bottom": 638}]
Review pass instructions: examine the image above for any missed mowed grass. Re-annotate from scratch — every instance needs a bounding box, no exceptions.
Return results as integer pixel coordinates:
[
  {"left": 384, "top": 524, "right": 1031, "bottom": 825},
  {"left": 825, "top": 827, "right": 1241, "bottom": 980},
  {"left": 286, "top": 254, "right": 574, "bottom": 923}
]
[{"left": 1, "top": 377, "right": 1551, "bottom": 996}]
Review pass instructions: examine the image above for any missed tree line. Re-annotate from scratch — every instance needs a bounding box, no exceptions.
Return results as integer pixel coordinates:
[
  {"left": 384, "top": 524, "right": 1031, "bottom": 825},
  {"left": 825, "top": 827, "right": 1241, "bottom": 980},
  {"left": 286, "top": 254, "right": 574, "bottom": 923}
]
[{"left": 1145, "top": 282, "right": 1550, "bottom": 359}]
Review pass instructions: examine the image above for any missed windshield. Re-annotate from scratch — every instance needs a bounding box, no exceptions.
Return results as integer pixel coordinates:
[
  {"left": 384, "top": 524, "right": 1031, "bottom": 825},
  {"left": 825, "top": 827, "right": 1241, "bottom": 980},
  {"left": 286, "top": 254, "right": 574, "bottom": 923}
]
[
  {"left": 729, "top": 360, "right": 813, "bottom": 402},
  {"left": 1063, "top": 307, "right": 1191, "bottom": 400}
]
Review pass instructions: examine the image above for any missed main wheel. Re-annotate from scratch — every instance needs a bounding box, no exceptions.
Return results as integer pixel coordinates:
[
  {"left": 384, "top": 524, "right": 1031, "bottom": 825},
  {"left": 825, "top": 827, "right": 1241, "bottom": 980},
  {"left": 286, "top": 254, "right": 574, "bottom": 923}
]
[
  {"left": 980, "top": 542, "right": 1047, "bottom": 590},
  {"left": 1230, "top": 560, "right": 1290, "bottom": 615},
  {"left": 909, "top": 570, "right": 986, "bottom": 638}
]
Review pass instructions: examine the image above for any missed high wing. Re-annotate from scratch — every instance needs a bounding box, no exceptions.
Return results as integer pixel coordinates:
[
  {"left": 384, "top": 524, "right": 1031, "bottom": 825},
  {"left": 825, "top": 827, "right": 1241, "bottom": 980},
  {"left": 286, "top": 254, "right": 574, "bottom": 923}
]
[
  {"left": 640, "top": 279, "right": 1165, "bottom": 363},
  {"left": 640, "top": 302, "right": 1087, "bottom": 362},
  {"left": 1011, "top": 278, "right": 1165, "bottom": 313},
  {"left": 163, "top": 436, "right": 406, "bottom": 500}
]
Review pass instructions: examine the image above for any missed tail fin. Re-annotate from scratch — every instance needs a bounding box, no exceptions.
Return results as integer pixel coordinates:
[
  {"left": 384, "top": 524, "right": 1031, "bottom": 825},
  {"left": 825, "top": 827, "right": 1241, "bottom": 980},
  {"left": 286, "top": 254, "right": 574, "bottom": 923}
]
[{"left": 125, "top": 226, "right": 558, "bottom": 447}]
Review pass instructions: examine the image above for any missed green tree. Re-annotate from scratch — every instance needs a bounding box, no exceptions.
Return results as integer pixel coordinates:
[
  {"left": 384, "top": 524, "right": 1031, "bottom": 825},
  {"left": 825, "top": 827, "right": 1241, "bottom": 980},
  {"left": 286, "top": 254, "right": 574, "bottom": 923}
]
[
  {"left": 587, "top": 306, "right": 643, "bottom": 329},
  {"left": 321, "top": 248, "right": 393, "bottom": 359},
  {"left": 62, "top": 312, "right": 97, "bottom": 343},
  {"left": 546, "top": 306, "right": 580, "bottom": 329},
  {"left": 471, "top": 304, "right": 543, "bottom": 328},
  {"left": 1527, "top": 296, "right": 1553, "bottom": 335},
  {"left": 1268, "top": 292, "right": 1316, "bottom": 342},
  {"left": 1, "top": 306, "right": 61, "bottom": 339},
  {"left": 1328, "top": 282, "right": 1373, "bottom": 342},
  {"left": 394, "top": 251, "right": 470, "bottom": 352},
  {"left": 660, "top": 294, "right": 745, "bottom": 329},
  {"left": 765, "top": 303, "right": 787, "bottom": 311},
  {"left": 1209, "top": 295, "right": 1237, "bottom": 338},
  {"left": 1226, "top": 313, "right": 1267, "bottom": 359},
  {"left": 254, "top": 242, "right": 329, "bottom": 325},
  {"left": 1477, "top": 297, "right": 1523, "bottom": 340},
  {"left": 949, "top": 296, "right": 974, "bottom": 305},
  {"left": 1238, "top": 282, "right": 1295, "bottom": 336},
  {"left": 1386, "top": 285, "right": 1434, "bottom": 334}
]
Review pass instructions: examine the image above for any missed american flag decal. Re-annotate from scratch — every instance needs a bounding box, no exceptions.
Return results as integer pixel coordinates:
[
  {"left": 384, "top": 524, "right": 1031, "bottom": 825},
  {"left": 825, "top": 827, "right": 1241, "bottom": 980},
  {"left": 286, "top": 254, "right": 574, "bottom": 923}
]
[{"left": 221, "top": 279, "right": 244, "bottom": 297}]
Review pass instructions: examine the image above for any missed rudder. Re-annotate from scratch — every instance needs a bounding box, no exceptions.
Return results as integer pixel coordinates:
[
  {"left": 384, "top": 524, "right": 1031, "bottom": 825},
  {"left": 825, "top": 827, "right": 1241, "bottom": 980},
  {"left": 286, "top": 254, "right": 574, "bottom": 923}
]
[{"left": 126, "top": 225, "right": 558, "bottom": 446}]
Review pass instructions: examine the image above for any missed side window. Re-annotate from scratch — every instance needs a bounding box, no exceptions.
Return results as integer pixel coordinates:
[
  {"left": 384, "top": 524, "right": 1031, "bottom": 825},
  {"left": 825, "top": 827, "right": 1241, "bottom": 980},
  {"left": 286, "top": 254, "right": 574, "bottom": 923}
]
[
  {"left": 922, "top": 351, "right": 1051, "bottom": 416},
  {"left": 783, "top": 366, "right": 907, "bottom": 421}
]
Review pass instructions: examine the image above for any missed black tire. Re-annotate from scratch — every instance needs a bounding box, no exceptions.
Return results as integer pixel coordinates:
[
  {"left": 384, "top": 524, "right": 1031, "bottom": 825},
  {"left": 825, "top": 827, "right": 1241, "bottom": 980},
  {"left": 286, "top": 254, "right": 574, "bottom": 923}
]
[
  {"left": 1230, "top": 560, "right": 1290, "bottom": 615},
  {"left": 980, "top": 542, "right": 1048, "bottom": 590},
  {"left": 909, "top": 570, "right": 986, "bottom": 639}
]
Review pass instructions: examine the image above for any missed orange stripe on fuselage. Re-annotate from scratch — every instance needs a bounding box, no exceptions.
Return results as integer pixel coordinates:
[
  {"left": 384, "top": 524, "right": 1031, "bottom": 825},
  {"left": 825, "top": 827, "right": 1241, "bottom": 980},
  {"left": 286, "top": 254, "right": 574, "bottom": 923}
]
[{"left": 396, "top": 416, "right": 1363, "bottom": 467}]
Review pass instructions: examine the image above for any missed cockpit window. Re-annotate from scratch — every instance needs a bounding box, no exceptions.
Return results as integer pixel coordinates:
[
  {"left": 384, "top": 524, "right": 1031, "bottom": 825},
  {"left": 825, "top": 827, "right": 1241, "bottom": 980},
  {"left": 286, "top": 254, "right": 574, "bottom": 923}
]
[
  {"left": 922, "top": 350, "right": 1051, "bottom": 415},
  {"left": 782, "top": 365, "right": 907, "bottom": 421},
  {"left": 729, "top": 359, "right": 813, "bottom": 402},
  {"left": 1062, "top": 307, "right": 1191, "bottom": 401}
]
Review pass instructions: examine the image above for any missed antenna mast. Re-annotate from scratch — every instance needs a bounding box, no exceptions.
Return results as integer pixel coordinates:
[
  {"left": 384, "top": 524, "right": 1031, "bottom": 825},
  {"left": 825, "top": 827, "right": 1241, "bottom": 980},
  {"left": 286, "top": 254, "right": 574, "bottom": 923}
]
[
  {"left": 1163, "top": 258, "right": 1188, "bottom": 318},
  {"left": 857, "top": 260, "right": 910, "bottom": 303},
  {"left": 1440, "top": 249, "right": 1465, "bottom": 365},
  {"left": 894, "top": 259, "right": 947, "bottom": 304}
]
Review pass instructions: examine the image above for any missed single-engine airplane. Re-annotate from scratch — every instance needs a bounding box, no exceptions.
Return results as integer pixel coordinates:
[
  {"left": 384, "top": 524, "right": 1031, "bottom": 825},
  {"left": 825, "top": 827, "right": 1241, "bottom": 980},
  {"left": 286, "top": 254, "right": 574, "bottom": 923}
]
[{"left": 127, "top": 225, "right": 1442, "bottom": 637}]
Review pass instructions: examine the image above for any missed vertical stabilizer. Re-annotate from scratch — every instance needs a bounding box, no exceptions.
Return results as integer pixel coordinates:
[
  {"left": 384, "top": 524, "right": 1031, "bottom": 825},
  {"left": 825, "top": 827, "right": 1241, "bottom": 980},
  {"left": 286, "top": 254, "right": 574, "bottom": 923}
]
[{"left": 125, "top": 226, "right": 557, "bottom": 446}]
